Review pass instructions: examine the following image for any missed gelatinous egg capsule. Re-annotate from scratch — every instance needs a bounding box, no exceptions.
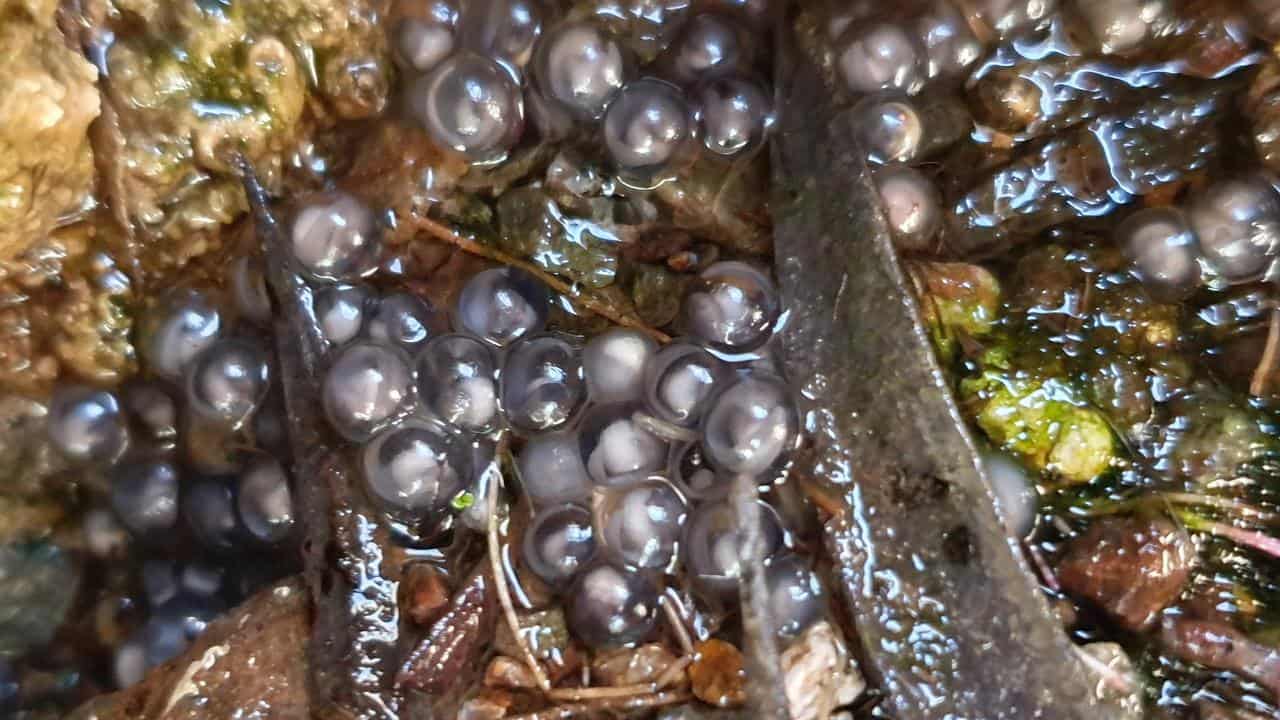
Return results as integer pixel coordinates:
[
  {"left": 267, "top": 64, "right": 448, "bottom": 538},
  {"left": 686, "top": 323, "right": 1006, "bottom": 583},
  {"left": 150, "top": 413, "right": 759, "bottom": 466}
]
[
  {"left": 236, "top": 454, "right": 295, "bottom": 545},
  {"left": 684, "top": 261, "right": 780, "bottom": 353},
  {"left": 184, "top": 338, "right": 272, "bottom": 430},
  {"left": 407, "top": 52, "right": 525, "bottom": 163},
  {"left": 1187, "top": 176, "right": 1280, "bottom": 283},
  {"left": 764, "top": 553, "right": 826, "bottom": 638},
  {"left": 1117, "top": 207, "right": 1202, "bottom": 300},
  {"left": 121, "top": 380, "right": 179, "bottom": 444},
  {"left": 913, "top": 0, "right": 983, "bottom": 78},
  {"left": 693, "top": 75, "right": 773, "bottom": 157},
  {"left": 644, "top": 341, "right": 729, "bottom": 426},
  {"left": 701, "top": 373, "right": 798, "bottom": 476},
  {"left": 500, "top": 333, "right": 587, "bottom": 433},
  {"left": 457, "top": 0, "right": 543, "bottom": 68},
  {"left": 1076, "top": 0, "right": 1168, "bottom": 55},
  {"left": 970, "top": 0, "right": 1058, "bottom": 38},
  {"left": 364, "top": 291, "right": 445, "bottom": 356},
  {"left": 517, "top": 430, "right": 593, "bottom": 505},
  {"left": 578, "top": 403, "right": 670, "bottom": 487},
  {"left": 110, "top": 458, "right": 180, "bottom": 538},
  {"left": 290, "top": 191, "right": 382, "bottom": 282},
  {"left": 836, "top": 22, "right": 926, "bottom": 96},
  {"left": 322, "top": 341, "right": 415, "bottom": 442},
  {"left": 522, "top": 503, "right": 597, "bottom": 585},
  {"left": 314, "top": 283, "right": 376, "bottom": 348},
  {"left": 872, "top": 163, "right": 943, "bottom": 253},
  {"left": 453, "top": 267, "right": 550, "bottom": 347},
  {"left": 663, "top": 12, "right": 746, "bottom": 85},
  {"left": 851, "top": 93, "right": 923, "bottom": 165},
  {"left": 83, "top": 507, "right": 130, "bottom": 559},
  {"left": 362, "top": 419, "right": 467, "bottom": 514},
  {"left": 230, "top": 255, "right": 273, "bottom": 325},
  {"left": 602, "top": 78, "right": 695, "bottom": 186},
  {"left": 683, "top": 500, "right": 785, "bottom": 597},
  {"left": 535, "top": 21, "right": 629, "bottom": 120},
  {"left": 583, "top": 328, "right": 658, "bottom": 404},
  {"left": 596, "top": 477, "right": 687, "bottom": 570},
  {"left": 47, "top": 384, "right": 129, "bottom": 466},
  {"left": 982, "top": 450, "right": 1038, "bottom": 539},
  {"left": 139, "top": 288, "right": 223, "bottom": 382},
  {"left": 416, "top": 333, "right": 500, "bottom": 433},
  {"left": 183, "top": 478, "right": 243, "bottom": 553},
  {"left": 394, "top": 18, "right": 455, "bottom": 74},
  {"left": 566, "top": 562, "right": 661, "bottom": 648},
  {"left": 669, "top": 441, "right": 729, "bottom": 500}
]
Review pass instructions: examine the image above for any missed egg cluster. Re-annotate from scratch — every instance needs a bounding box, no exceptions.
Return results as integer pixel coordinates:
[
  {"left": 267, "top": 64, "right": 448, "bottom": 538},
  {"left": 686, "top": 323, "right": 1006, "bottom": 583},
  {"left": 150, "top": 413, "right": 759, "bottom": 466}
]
[
  {"left": 290, "top": 182, "right": 823, "bottom": 648},
  {"left": 392, "top": 0, "right": 774, "bottom": 186},
  {"left": 49, "top": 278, "right": 296, "bottom": 688}
]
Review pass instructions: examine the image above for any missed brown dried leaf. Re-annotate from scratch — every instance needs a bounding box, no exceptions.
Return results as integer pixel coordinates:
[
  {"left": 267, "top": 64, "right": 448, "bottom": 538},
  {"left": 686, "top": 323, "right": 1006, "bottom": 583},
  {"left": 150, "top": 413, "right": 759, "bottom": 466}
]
[
  {"left": 484, "top": 656, "right": 539, "bottom": 690},
  {"left": 688, "top": 639, "right": 746, "bottom": 708},
  {"left": 400, "top": 562, "right": 450, "bottom": 626},
  {"left": 397, "top": 566, "right": 496, "bottom": 692},
  {"left": 592, "top": 643, "right": 682, "bottom": 687}
]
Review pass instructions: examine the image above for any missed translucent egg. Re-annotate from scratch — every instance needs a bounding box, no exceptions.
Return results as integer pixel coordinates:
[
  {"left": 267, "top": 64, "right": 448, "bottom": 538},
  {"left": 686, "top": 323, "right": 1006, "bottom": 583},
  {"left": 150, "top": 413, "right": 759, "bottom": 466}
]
[
  {"left": 873, "top": 163, "right": 942, "bottom": 252},
  {"left": 47, "top": 384, "right": 129, "bottom": 465},
  {"left": 314, "top": 283, "right": 375, "bottom": 348},
  {"left": 597, "top": 477, "right": 687, "bottom": 569},
  {"left": 114, "top": 635, "right": 147, "bottom": 688},
  {"left": 701, "top": 374, "right": 798, "bottom": 475},
  {"left": 110, "top": 458, "right": 180, "bottom": 537},
  {"left": 140, "top": 288, "right": 223, "bottom": 382},
  {"left": 694, "top": 75, "right": 773, "bottom": 157},
  {"left": 684, "top": 261, "right": 780, "bottom": 352},
  {"left": 522, "top": 503, "right": 597, "bottom": 584},
  {"left": 1077, "top": 0, "right": 1163, "bottom": 54},
  {"left": 603, "top": 78, "right": 693, "bottom": 175},
  {"left": 669, "top": 441, "right": 729, "bottom": 499},
  {"left": 322, "top": 342, "right": 414, "bottom": 442},
  {"left": 536, "top": 22, "right": 628, "bottom": 119},
  {"left": 362, "top": 419, "right": 467, "bottom": 513},
  {"left": 394, "top": 19, "right": 455, "bottom": 73},
  {"left": 578, "top": 403, "right": 669, "bottom": 487},
  {"left": 364, "top": 292, "right": 444, "bottom": 355},
  {"left": 913, "top": 0, "right": 982, "bottom": 78},
  {"left": 764, "top": 553, "right": 825, "bottom": 638},
  {"left": 837, "top": 22, "right": 925, "bottom": 95},
  {"left": 666, "top": 13, "right": 743, "bottom": 85},
  {"left": 457, "top": 0, "right": 543, "bottom": 66},
  {"left": 971, "top": 0, "right": 1058, "bottom": 37},
  {"left": 982, "top": 450, "right": 1038, "bottom": 539},
  {"left": 1188, "top": 177, "right": 1280, "bottom": 282},
  {"left": 644, "top": 342, "right": 728, "bottom": 426},
  {"left": 183, "top": 479, "right": 242, "bottom": 553},
  {"left": 583, "top": 328, "right": 658, "bottom": 404},
  {"left": 500, "top": 333, "right": 587, "bottom": 432},
  {"left": 683, "top": 500, "right": 785, "bottom": 597},
  {"left": 518, "top": 430, "right": 593, "bottom": 505},
  {"left": 416, "top": 334, "right": 500, "bottom": 432},
  {"left": 290, "top": 191, "right": 382, "bottom": 282},
  {"left": 852, "top": 94, "right": 922, "bottom": 165},
  {"left": 83, "top": 507, "right": 129, "bottom": 559},
  {"left": 236, "top": 455, "right": 295, "bottom": 544},
  {"left": 453, "top": 267, "right": 550, "bottom": 347},
  {"left": 230, "top": 255, "right": 273, "bottom": 325},
  {"left": 184, "top": 338, "right": 272, "bottom": 429},
  {"left": 1118, "top": 207, "right": 1202, "bottom": 299},
  {"left": 408, "top": 52, "right": 524, "bottom": 161},
  {"left": 122, "top": 380, "right": 179, "bottom": 442},
  {"left": 566, "top": 562, "right": 660, "bottom": 648}
]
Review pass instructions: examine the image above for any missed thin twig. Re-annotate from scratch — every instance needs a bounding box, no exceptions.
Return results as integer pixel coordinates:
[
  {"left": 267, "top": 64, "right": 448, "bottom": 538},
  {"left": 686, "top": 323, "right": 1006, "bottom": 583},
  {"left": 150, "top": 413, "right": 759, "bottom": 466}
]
[
  {"left": 544, "top": 656, "right": 691, "bottom": 702},
  {"left": 487, "top": 441, "right": 551, "bottom": 692},
  {"left": 662, "top": 598, "right": 695, "bottom": 656},
  {"left": 406, "top": 214, "right": 672, "bottom": 344},
  {"left": 1251, "top": 307, "right": 1280, "bottom": 396},
  {"left": 508, "top": 690, "right": 693, "bottom": 719}
]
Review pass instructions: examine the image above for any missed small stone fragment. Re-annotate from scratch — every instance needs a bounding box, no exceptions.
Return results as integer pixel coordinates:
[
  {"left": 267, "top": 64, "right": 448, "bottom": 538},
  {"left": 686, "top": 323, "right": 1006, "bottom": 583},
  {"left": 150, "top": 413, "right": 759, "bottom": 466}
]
[
  {"left": 401, "top": 563, "right": 449, "bottom": 626},
  {"left": 780, "top": 621, "right": 866, "bottom": 720},
  {"left": 688, "top": 638, "right": 746, "bottom": 708}
]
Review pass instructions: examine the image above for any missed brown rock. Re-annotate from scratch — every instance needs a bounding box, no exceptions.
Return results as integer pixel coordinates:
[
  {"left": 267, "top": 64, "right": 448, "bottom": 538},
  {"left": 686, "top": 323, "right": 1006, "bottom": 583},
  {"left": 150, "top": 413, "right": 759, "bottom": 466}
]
[
  {"left": 688, "top": 638, "right": 746, "bottom": 708},
  {"left": 1057, "top": 516, "right": 1196, "bottom": 632},
  {"left": 68, "top": 579, "right": 310, "bottom": 719}
]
